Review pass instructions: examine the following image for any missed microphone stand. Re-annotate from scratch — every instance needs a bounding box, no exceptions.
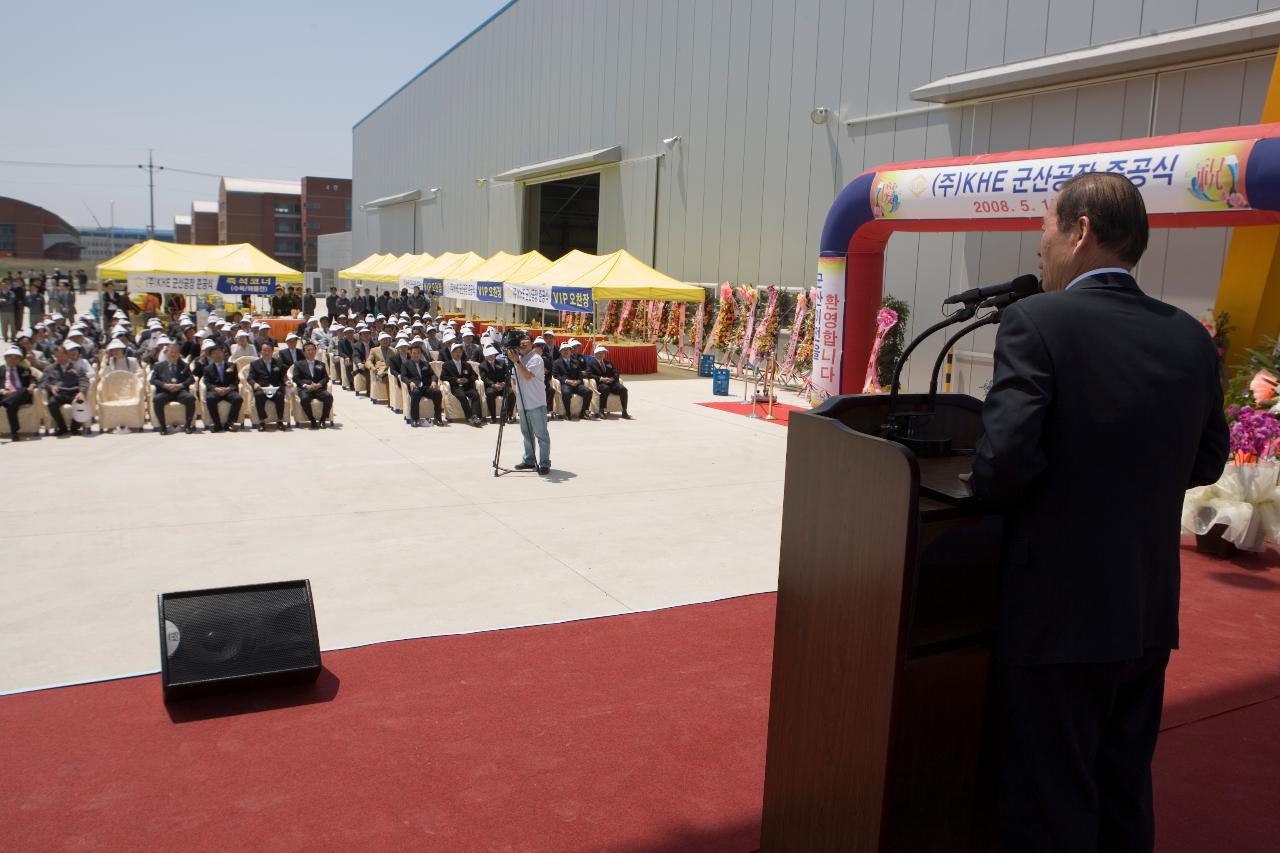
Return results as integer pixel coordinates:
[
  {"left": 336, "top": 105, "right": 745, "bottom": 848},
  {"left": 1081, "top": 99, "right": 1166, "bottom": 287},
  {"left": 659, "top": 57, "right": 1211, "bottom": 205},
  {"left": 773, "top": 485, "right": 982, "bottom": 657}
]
[
  {"left": 880, "top": 303, "right": 979, "bottom": 451},
  {"left": 926, "top": 293, "right": 1018, "bottom": 408}
]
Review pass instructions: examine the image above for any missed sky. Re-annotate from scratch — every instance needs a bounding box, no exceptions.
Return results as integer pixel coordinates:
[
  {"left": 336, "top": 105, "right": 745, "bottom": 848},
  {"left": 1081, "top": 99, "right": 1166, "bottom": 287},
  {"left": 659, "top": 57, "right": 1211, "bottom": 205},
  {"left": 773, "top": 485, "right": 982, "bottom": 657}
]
[{"left": 0, "top": 0, "right": 510, "bottom": 232}]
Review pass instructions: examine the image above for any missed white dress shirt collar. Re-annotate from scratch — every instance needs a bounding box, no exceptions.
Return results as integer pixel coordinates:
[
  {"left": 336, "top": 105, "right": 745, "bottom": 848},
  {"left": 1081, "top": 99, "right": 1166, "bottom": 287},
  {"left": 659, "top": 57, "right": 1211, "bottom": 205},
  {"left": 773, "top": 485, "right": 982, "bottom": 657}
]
[{"left": 1065, "top": 267, "right": 1131, "bottom": 291}]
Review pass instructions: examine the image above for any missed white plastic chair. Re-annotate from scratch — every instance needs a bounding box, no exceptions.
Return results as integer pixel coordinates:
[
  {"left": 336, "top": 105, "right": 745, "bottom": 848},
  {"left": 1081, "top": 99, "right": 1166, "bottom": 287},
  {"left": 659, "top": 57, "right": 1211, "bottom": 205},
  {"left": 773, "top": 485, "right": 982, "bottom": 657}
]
[{"left": 96, "top": 370, "right": 146, "bottom": 431}]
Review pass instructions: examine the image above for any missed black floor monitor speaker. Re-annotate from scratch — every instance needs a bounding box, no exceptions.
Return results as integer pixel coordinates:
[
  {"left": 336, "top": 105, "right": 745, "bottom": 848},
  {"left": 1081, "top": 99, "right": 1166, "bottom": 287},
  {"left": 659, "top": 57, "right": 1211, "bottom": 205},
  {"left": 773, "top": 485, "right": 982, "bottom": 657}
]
[{"left": 158, "top": 579, "right": 321, "bottom": 701}]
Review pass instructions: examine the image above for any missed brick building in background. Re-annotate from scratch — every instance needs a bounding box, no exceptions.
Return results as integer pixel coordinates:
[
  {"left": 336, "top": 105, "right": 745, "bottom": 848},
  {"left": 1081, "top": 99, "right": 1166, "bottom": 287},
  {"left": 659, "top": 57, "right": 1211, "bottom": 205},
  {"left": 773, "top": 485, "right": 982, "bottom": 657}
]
[
  {"left": 301, "top": 177, "right": 351, "bottom": 272},
  {"left": 190, "top": 201, "right": 218, "bottom": 244},
  {"left": 0, "top": 197, "right": 80, "bottom": 260},
  {"left": 215, "top": 177, "right": 351, "bottom": 272},
  {"left": 173, "top": 215, "right": 191, "bottom": 243}
]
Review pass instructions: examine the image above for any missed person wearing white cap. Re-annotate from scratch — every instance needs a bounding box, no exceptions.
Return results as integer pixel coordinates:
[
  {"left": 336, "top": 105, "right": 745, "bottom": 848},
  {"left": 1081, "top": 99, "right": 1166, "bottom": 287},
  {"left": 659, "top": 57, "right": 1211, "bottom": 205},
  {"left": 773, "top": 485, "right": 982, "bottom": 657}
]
[
  {"left": 248, "top": 341, "right": 291, "bottom": 430},
  {"left": 423, "top": 326, "right": 443, "bottom": 359},
  {"left": 230, "top": 329, "right": 257, "bottom": 360},
  {"left": 150, "top": 343, "right": 197, "bottom": 434},
  {"left": 38, "top": 342, "right": 91, "bottom": 436},
  {"left": 336, "top": 326, "right": 357, "bottom": 390},
  {"left": 587, "top": 345, "right": 631, "bottom": 419},
  {"left": 313, "top": 315, "right": 333, "bottom": 349},
  {"left": 479, "top": 345, "right": 514, "bottom": 424},
  {"left": 553, "top": 341, "right": 597, "bottom": 420},
  {"left": 460, "top": 329, "right": 483, "bottom": 363},
  {"left": 530, "top": 337, "right": 556, "bottom": 414},
  {"left": 103, "top": 339, "right": 141, "bottom": 375},
  {"left": 351, "top": 327, "right": 374, "bottom": 395},
  {"left": 252, "top": 322, "right": 277, "bottom": 351},
  {"left": 367, "top": 331, "right": 394, "bottom": 402},
  {"left": 0, "top": 346, "right": 35, "bottom": 440},
  {"left": 442, "top": 342, "right": 484, "bottom": 426},
  {"left": 64, "top": 327, "right": 96, "bottom": 361},
  {"left": 400, "top": 342, "right": 443, "bottom": 426},
  {"left": 505, "top": 333, "right": 551, "bottom": 474},
  {"left": 277, "top": 333, "right": 305, "bottom": 369}
]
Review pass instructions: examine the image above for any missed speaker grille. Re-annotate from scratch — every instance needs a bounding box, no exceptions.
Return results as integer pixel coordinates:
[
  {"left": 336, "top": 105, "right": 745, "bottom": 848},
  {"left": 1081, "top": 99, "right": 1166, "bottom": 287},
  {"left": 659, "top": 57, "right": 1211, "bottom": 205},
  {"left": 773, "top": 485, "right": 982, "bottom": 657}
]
[{"left": 159, "top": 580, "right": 320, "bottom": 698}]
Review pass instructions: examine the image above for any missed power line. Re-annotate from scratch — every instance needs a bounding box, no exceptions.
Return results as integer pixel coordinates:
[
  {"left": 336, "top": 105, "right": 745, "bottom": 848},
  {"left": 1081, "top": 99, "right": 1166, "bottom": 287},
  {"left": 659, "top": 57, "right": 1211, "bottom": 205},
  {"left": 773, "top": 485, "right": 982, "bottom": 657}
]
[{"left": 0, "top": 159, "right": 225, "bottom": 179}]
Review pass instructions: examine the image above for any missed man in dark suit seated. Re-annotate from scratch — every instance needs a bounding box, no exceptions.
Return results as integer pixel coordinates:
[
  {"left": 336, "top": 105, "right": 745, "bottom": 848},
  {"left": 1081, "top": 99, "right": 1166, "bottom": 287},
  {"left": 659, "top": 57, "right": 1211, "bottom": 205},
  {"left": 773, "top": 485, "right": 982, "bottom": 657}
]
[
  {"left": 38, "top": 343, "right": 92, "bottom": 436},
  {"left": 400, "top": 344, "right": 443, "bottom": 427},
  {"left": 586, "top": 345, "right": 631, "bottom": 419},
  {"left": 441, "top": 342, "right": 483, "bottom": 426},
  {"left": 971, "top": 172, "right": 1229, "bottom": 853},
  {"left": 277, "top": 333, "right": 305, "bottom": 369},
  {"left": 336, "top": 326, "right": 356, "bottom": 389},
  {"left": 479, "top": 345, "right": 514, "bottom": 424},
  {"left": 1, "top": 346, "right": 35, "bottom": 441},
  {"left": 248, "top": 341, "right": 291, "bottom": 430},
  {"left": 149, "top": 342, "right": 196, "bottom": 434},
  {"left": 202, "top": 346, "right": 243, "bottom": 432},
  {"left": 553, "top": 342, "right": 596, "bottom": 421},
  {"left": 292, "top": 341, "right": 332, "bottom": 429}
]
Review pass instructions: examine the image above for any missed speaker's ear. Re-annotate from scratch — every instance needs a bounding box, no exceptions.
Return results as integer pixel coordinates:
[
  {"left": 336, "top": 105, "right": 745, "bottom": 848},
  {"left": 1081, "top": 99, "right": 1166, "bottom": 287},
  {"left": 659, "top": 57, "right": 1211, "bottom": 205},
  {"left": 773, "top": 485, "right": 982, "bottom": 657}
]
[{"left": 158, "top": 580, "right": 320, "bottom": 702}]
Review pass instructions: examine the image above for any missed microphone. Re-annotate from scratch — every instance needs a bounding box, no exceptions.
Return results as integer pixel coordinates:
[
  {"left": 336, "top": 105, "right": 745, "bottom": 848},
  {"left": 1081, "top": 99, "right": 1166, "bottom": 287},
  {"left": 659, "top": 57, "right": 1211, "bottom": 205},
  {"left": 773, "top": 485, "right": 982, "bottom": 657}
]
[{"left": 943, "top": 274, "right": 1041, "bottom": 306}]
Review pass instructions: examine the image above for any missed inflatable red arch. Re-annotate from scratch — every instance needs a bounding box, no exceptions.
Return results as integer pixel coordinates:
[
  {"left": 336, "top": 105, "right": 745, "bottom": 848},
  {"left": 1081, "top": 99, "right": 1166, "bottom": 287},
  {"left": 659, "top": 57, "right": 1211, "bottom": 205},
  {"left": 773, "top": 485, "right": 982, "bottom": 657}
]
[{"left": 816, "top": 122, "right": 1280, "bottom": 397}]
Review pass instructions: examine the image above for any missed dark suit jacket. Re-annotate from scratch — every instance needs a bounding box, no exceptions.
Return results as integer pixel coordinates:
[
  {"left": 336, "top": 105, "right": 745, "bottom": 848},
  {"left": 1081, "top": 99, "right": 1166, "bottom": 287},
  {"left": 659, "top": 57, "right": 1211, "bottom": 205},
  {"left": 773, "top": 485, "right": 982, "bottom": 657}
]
[
  {"left": 400, "top": 358, "right": 434, "bottom": 388},
  {"left": 440, "top": 357, "right": 477, "bottom": 392},
  {"left": 586, "top": 358, "right": 620, "bottom": 383},
  {"left": 277, "top": 347, "right": 304, "bottom": 368},
  {"left": 972, "top": 271, "right": 1228, "bottom": 666},
  {"left": 303, "top": 294, "right": 316, "bottom": 315},
  {"left": 479, "top": 359, "right": 509, "bottom": 389},
  {"left": 248, "top": 357, "right": 288, "bottom": 389},
  {"left": 292, "top": 359, "right": 329, "bottom": 391},
  {"left": 0, "top": 363, "right": 34, "bottom": 392},
  {"left": 553, "top": 356, "right": 583, "bottom": 382},
  {"left": 202, "top": 360, "right": 238, "bottom": 393},
  {"left": 150, "top": 359, "right": 193, "bottom": 391}
]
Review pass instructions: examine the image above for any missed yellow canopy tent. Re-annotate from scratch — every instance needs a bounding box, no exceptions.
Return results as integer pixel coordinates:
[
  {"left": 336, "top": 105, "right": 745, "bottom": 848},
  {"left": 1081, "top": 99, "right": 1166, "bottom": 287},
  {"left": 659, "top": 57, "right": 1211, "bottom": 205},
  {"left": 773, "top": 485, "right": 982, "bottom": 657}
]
[
  {"left": 504, "top": 249, "right": 606, "bottom": 286},
  {"left": 98, "top": 240, "right": 304, "bottom": 283},
  {"left": 565, "top": 250, "right": 704, "bottom": 302},
  {"left": 364, "top": 252, "right": 434, "bottom": 283},
  {"left": 338, "top": 252, "right": 392, "bottom": 280},
  {"left": 398, "top": 251, "right": 485, "bottom": 287}
]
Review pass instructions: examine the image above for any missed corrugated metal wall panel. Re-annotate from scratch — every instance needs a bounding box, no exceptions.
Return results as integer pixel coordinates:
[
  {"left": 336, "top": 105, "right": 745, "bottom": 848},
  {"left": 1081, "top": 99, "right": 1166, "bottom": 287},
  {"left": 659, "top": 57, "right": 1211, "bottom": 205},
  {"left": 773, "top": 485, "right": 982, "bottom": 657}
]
[{"left": 350, "top": 0, "right": 1276, "bottom": 389}]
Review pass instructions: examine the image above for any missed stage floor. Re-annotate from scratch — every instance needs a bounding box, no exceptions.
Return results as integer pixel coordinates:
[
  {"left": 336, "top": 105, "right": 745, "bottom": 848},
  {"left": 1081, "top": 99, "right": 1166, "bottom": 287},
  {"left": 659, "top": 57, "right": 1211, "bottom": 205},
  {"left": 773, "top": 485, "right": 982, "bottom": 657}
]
[
  {"left": 0, "top": 359, "right": 805, "bottom": 694},
  {"left": 2, "top": 546, "right": 1276, "bottom": 852}
]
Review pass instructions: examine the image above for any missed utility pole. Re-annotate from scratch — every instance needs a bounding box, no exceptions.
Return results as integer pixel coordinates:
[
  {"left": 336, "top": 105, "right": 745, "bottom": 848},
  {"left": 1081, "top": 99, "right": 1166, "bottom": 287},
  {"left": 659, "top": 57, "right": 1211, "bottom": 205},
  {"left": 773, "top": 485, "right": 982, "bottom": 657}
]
[{"left": 138, "top": 149, "right": 164, "bottom": 238}]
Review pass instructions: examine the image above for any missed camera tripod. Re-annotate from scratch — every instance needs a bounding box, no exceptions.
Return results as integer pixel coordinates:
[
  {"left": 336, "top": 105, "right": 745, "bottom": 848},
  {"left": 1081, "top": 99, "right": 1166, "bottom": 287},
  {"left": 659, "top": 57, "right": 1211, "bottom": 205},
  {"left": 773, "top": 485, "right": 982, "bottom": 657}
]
[{"left": 492, "top": 352, "right": 532, "bottom": 477}]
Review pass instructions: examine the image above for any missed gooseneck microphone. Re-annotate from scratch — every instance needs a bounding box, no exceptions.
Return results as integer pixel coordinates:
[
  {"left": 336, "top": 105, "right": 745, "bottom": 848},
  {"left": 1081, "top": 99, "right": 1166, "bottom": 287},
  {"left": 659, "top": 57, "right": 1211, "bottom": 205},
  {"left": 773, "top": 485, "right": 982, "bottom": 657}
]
[
  {"left": 881, "top": 275, "right": 1041, "bottom": 456},
  {"left": 942, "top": 273, "right": 1041, "bottom": 306}
]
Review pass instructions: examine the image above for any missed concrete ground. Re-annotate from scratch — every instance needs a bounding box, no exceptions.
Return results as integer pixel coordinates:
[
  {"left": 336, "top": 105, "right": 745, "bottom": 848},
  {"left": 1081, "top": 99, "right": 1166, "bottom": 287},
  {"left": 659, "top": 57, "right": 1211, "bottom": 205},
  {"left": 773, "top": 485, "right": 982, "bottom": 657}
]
[{"left": 0, "top": 340, "right": 802, "bottom": 693}]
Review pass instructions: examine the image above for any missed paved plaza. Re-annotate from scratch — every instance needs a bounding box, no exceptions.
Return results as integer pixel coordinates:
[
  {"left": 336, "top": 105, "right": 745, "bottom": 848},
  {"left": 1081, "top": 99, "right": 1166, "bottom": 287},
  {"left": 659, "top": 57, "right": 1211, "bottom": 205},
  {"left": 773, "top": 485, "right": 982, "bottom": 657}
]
[{"left": 0, "top": 355, "right": 801, "bottom": 694}]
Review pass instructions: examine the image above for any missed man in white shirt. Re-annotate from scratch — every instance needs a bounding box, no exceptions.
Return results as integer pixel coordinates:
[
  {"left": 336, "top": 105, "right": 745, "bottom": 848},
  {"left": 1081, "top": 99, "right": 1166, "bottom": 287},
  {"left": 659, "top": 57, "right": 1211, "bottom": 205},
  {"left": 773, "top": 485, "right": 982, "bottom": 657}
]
[{"left": 506, "top": 333, "right": 551, "bottom": 475}]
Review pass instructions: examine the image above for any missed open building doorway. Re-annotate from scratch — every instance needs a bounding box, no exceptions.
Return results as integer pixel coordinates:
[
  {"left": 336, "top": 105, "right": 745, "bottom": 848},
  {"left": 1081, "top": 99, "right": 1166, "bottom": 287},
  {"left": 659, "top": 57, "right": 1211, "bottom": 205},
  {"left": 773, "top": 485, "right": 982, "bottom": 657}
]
[{"left": 524, "top": 173, "right": 599, "bottom": 259}]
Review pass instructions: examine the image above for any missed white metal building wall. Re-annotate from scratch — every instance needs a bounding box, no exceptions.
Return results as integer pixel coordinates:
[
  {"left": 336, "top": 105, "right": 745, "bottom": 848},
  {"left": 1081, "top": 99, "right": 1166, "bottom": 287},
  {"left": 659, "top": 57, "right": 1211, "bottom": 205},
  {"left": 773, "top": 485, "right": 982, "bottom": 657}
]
[{"left": 352, "top": 0, "right": 1279, "bottom": 391}]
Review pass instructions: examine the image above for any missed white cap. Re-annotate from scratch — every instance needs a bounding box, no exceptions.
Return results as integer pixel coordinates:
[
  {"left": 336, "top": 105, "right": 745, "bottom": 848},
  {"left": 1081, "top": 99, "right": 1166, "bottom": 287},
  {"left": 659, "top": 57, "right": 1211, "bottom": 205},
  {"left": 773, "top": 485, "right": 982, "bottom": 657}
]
[
  {"left": 112, "top": 328, "right": 129, "bottom": 338},
  {"left": 364, "top": 314, "right": 375, "bottom": 322},
  {"left": 179, "top": 318, "right": 194, "bottom": 327},
  {"left": 378, "top": 332, "right": 392, "bottom": 341},
  {"left": 568, "top": 339, "right": 582, "bottom": 347},
  {"left": 559, "top": 342, "right": 572, "bottom": 350},
  {"left": 156, "top": 336, "right": 172, "bottom": 346},
  {"left": 195, "top": 330, "right": 209, "bottom": 339},
  {"left": 542, "top": 329, "right": 554, "bottom": 336},
  {"left": 253, "top": 322, "right": 266, "bottom": 329},
  {"left": 201, "top": 339, "right": 217, "bottom": 351},
  {"left": 106, "top": 339, "right": 126, "bottom": 352},
  {"left": 235, "top": 330, "right": 250, "bottom": 338},
  {"left": 411, "top": 335, "right": 424, "bottom": 344},
  {"left": 16, "top": 329, "right": 31, "bottom": 339},
  {"left": 595, "top": 345, "right": 608, "bottom": 353},
  {"left": 114, "top": 310, "right": 128, "bottom": 319},
  {"left": 66, "top": 327, "right": 85, "bottom": 336},
  {"left": 4, "top": 346, "right": 22, "bottom": 358},
  {"left": 450, "top": 342, "right": 463, "bottom": 351},
  {"left": 483, "top": 345, "right": 498, "bottom": 356},
  {"left": 286, "top": 333, "right": 299, "bottom": 341},
  {"left": 62, "top": 340, "right": 81, "bottom": 350},
  {"left": 207, "top": 315, "right": 220, "bottom": 324},
  {"left": 51, "top": 313, "right": 64, "bottom": 320},
  {"left": 147, "top": 319, "right": 162, "bottom": 328}
]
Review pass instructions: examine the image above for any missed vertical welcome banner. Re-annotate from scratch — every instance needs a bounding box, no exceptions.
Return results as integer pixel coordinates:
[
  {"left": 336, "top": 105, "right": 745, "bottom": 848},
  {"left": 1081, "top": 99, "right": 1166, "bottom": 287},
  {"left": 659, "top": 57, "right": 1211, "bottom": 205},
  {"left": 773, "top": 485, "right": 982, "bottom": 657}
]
[{"left": 812, "top": 256, "right": 845, "bottom": 399}]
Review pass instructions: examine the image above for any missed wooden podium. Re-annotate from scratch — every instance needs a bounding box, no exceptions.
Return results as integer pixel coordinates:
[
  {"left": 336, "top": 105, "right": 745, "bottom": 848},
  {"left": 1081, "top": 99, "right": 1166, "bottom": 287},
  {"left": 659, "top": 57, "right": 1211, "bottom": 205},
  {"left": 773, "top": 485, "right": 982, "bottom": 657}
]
[{"left": 761, "top": 393, "right": 1002, "bottom": 852}]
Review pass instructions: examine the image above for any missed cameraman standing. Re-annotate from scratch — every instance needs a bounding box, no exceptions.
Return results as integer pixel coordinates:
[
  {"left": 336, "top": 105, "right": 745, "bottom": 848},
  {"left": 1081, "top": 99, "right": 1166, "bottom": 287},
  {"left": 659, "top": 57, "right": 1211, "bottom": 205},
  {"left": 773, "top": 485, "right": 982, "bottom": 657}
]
[{"left": 507, "top": 333, "right": 551, "bottom": 475}]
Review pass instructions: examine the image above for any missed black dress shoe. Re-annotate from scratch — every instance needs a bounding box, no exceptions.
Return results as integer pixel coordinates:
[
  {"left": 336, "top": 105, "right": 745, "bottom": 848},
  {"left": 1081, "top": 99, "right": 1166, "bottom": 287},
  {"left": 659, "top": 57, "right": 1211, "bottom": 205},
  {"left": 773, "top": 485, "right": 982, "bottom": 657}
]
[
  {"left": 514, "top": 462, "right": 536, "bottom": 471},
  {"left": 185, "top": 425, "right": 196, "bottom": 434},
  {"left": 309, "top": 422, "right": 320, "bottom": 430},
  {"left": 621, "top": 412, "right": 633, "bottom": 420},
  {"left": 537, "top": 466, "right": 550, "bottom": 476}
]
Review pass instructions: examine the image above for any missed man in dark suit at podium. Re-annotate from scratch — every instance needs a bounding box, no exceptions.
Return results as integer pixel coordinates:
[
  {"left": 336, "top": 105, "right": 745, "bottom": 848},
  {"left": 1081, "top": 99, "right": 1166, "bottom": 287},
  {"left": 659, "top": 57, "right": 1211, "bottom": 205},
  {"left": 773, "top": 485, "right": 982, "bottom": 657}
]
[{"left": 971, "top": 172, "right": 1228, "bottom": 853}]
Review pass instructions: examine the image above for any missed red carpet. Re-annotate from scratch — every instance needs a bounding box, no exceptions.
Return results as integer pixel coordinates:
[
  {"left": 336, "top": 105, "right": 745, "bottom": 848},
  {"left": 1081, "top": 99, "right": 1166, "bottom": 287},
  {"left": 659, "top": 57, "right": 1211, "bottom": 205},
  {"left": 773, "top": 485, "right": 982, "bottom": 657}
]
[
  {"left": 697, "top": 400, "right": 803, "bottom": 425},
  {"left": 1, "top": 546, "right": 1276, "bottom": 852}
]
